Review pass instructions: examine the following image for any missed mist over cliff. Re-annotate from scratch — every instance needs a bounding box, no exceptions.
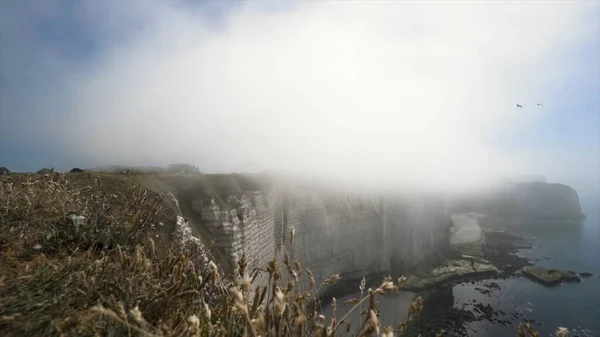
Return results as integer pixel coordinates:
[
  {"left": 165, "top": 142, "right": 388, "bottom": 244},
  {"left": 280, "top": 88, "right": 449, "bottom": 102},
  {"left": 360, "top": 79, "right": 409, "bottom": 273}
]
[{"left": 2, "top": 1, "right": 598, "bottom": 193}]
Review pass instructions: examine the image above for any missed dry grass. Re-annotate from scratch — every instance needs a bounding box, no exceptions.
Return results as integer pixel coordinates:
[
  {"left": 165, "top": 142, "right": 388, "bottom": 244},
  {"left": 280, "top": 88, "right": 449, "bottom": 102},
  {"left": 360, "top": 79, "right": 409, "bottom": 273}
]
[{"left": 0, "top": 173, "right": 571, "bottom": 337}]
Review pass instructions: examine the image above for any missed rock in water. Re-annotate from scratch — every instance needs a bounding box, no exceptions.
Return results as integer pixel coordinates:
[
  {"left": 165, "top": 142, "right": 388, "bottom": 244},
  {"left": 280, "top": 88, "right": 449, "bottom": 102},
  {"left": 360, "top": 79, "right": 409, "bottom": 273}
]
[
  {"left": 522, "top": 266, "right": 580, "bottom": 286},
  {"left": 579, "top": 272, "right": 593, "bottom": 278},
  {"left": 400, "top": 259, "right": 499, "bottom": 291}
]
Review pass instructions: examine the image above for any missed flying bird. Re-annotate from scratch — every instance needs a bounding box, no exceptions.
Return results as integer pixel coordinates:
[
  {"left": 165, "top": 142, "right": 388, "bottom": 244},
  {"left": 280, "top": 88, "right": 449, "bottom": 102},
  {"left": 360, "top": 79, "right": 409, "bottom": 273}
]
[
  {"left": 516, "top": 104, "right": 523, "bottom": 108},
  {"left": 537, "top": 103, "right": 544, "bottom": 107}
]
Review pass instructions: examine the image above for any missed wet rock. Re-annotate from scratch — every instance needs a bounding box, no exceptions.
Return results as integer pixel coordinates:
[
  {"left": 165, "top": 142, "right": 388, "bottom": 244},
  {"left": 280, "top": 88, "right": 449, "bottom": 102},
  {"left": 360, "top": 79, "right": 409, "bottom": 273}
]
[
  {"left": 400, "top": 259, "right": 499, "bottom": 291},
  {"left": 579, "top": 272, "right": 593, "bottom": 278},
  {"left": 522, "top": 266, "right": 581, "bottom": 286}
]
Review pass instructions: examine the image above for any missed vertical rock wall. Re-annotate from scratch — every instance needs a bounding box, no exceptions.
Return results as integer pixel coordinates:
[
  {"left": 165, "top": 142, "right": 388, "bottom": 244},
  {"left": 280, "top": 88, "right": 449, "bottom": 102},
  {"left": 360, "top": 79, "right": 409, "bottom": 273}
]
[
  {"left": 282, "top": 192, "right": 386, "bottom": 286},
  {"left": 201, "top": 193, "right": 278, "bottom": 277},
  {"left": 386, "top": 195, "right": 451, "bottom": 275},
  {"left": 198, "top": 190, "right": 451, "bottom": 287}
]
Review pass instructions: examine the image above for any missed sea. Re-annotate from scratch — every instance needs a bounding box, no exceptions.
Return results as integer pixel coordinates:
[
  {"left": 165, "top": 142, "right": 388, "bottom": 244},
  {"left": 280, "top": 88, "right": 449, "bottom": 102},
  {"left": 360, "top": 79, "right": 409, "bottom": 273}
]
[{"left": 323, "top": 195, "right": 600, "bottom": 337}]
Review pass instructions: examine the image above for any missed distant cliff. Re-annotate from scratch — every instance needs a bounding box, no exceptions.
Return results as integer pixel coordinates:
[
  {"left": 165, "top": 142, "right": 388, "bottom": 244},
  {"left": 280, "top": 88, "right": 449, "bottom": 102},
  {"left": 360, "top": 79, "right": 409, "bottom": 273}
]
[{"left": 453, "top": 181, "right": 585, "bottom": 221}]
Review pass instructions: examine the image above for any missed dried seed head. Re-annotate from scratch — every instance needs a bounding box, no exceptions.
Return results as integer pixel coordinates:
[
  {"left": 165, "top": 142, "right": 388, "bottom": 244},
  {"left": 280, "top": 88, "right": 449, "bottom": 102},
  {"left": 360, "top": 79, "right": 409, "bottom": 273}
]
[
  {"left": 242, "top": 274, "right": 251, "bottom": 290},
  {"left": 344, "top": 298, "right": 360, "bottom": 306},
  {"left": 294, "top": 259, "right": 302, "bottom": 274},
  {"left": 415, "top": 296, "right": 423, "bottom": 314},
  {"left": 382, "top": 326, "right": 394, "bottom": 337},
  {"left": 307, "top": 269, "right": 315, "bottom": 290},
  {"left": 187, "top": 315, "right": 200, "bottom": 328},
  {"left": 369, "top": 310, "right": 380, "bottom": 336},
  {"left": 360, "top": 277, "right": 366, "bottom": 292},
  {"left": 129, "top": 306, "right": 143, "bottom": 323},
  {"left": 377, "top": 281, "right": 395, "bottom": 294},
  {"left": 251, "top": 315, "right": 266, "bottom": 336},
  {"left": 274, "top": 287, "right": 286, "bottom": 317},
  {"left": 203, "top": 303, "right": 211, "bottom": 321},
  {"left": 332, "top": 297, "right": 337, "bottom": 317},
  {"left": 229, "top": 287, "right": 244, "bottom": 304},
  {"left": 238, "top": 253, "right": 247, "bottom": 278},
  {"left": 209, "top": 261, "right": 218, "bottom": 274},
  {"left": 229, "top": 287, "right": 248, "bottom": 315},
  {"left": 324, "top": 274, "right": 340, "bottom": 286},
  {"left": 295, "top": 314, "right": 306, "bottom": 327}
]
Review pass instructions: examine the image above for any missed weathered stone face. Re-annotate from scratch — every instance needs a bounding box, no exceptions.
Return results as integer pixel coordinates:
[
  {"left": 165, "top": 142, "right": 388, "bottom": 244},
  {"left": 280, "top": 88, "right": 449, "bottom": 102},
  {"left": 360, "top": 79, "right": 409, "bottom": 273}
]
[
  {"left": 199, "top": 189, "right": 451, "bottom": 289},
  {"left": 201, "top": 193, "right": 277, "bottom": 283}
]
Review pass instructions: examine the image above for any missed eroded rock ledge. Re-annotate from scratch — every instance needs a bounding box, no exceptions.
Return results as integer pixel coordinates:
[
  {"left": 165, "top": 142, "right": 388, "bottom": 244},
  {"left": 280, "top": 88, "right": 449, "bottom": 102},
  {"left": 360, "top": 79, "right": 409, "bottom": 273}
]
[
  {"left": 521, "top": 266, "right": 581, "bottom": 286},
  {"left": 401, "top": 259, "right": 499, "bottom": 291}
]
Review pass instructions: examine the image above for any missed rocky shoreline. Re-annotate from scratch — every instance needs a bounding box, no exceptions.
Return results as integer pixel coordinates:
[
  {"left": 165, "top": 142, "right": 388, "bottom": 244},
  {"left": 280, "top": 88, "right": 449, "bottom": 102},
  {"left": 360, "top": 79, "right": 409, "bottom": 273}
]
[
  {"left": 400, "top": 229, "right": 532, "bottom": 336},
  {"left": 408, "top": 227, "right": 594, "bottom": 336},
  {"left": 318, "top": 219, "right": 595, "bottom": 336}
]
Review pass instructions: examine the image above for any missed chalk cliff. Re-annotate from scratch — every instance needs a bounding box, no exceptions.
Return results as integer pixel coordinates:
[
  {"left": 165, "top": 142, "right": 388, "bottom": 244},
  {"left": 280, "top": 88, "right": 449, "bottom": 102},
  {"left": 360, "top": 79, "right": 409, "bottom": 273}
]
[
  {"left": 196, "top": 188, "right": 451, "bottom": 287},
  {"left": 149, "top": 174, "right": 453, "bottom": 288}
]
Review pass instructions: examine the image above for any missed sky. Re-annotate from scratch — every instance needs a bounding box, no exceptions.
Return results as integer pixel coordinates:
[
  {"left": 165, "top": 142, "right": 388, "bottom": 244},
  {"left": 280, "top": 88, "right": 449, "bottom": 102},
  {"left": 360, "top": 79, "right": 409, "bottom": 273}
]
[{"left": 0, "top": 0, "right": 599, "bottom": 194}]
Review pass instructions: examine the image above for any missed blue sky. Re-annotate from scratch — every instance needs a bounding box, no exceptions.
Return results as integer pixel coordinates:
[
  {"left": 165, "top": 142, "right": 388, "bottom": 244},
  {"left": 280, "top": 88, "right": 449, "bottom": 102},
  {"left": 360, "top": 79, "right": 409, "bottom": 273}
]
[{"left": 0, "top": 0, "right": 598, "bottom": 193}]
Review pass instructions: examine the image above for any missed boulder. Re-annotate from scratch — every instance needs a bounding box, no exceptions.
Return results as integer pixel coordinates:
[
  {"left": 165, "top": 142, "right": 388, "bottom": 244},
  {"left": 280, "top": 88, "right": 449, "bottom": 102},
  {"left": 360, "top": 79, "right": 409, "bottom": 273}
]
[
  {"left": 522, "top": 266, "right": 580, "bottom": 286},
  {"left": 0, "top": 167, "right": 10, "bottom": 175}
]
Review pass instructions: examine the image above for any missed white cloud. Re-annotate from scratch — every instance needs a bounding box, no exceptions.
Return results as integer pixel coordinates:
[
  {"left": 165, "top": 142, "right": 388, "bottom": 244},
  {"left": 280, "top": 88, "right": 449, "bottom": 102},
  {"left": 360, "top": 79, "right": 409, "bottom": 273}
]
[{"left": 47, "top": 1, "right": 598, "bottom": 191}]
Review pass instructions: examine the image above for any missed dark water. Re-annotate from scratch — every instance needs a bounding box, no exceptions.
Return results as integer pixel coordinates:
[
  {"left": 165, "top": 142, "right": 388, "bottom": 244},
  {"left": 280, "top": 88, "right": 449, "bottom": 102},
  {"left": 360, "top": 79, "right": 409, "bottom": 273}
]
[{"left": 323, "top": 196, "right": 600, "bottom": 336}]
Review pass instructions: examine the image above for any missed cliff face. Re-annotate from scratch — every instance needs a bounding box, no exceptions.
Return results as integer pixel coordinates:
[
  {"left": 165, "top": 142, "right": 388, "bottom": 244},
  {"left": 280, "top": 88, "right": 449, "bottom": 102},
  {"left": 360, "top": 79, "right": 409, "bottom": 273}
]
[
  {"left": 200, "top": 192, "right": 281, "bottom": 282},
  {"left": 385, "top": 195, "right": 452, "bottom": 275},
  {"left": 453, "top": 181, "right": 585, "bottom": 221},
  {"left": 281, "top": 192, "right": 387, "bottom": 285},
  {"left": 149, "top": 174, "right": 452, "bottom": 288},
  {"left": 197, "top": 188, "right": 451, "bottom": 286}
]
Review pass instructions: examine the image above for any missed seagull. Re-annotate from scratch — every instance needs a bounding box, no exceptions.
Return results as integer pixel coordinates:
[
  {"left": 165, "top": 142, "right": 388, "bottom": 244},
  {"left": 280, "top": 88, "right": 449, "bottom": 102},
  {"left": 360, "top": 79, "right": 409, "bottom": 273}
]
[
  {"left": 537, "top": 103, "right": 544, "bottom": 107},
  {"left": 516, "top": 104, "right": 523, "bottom": 108}
]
